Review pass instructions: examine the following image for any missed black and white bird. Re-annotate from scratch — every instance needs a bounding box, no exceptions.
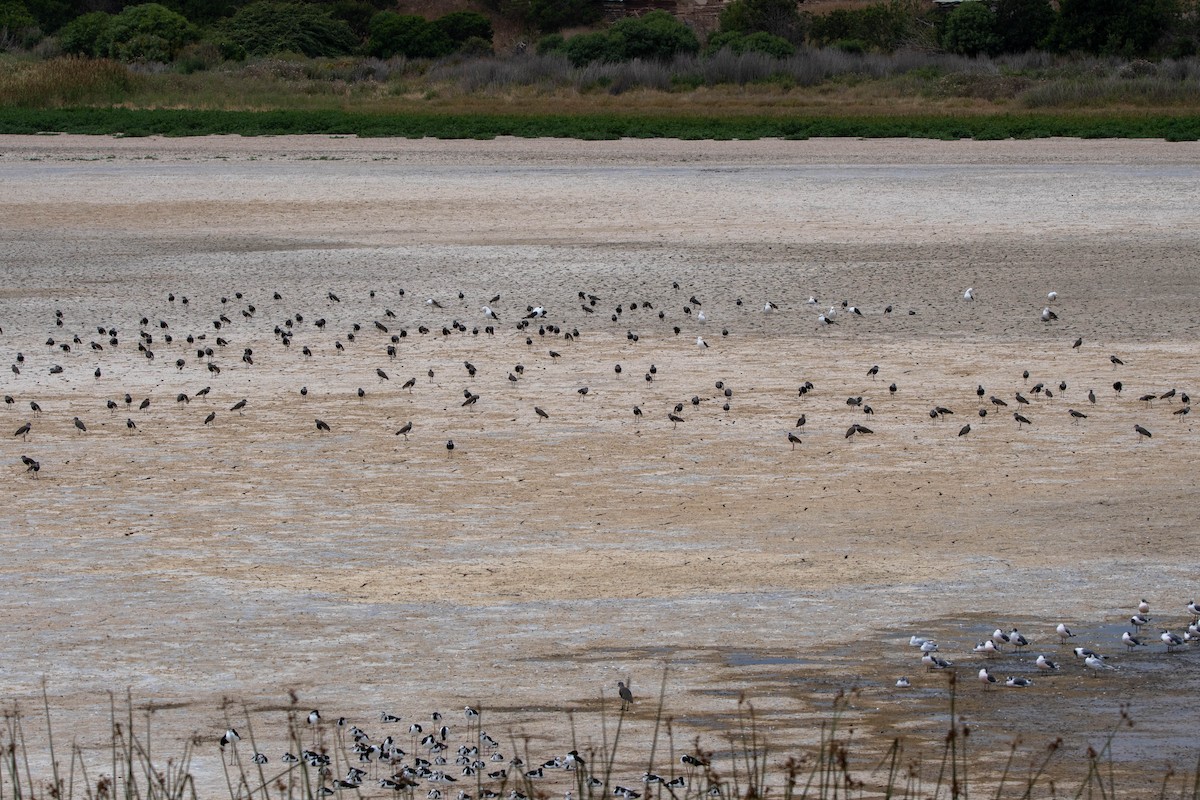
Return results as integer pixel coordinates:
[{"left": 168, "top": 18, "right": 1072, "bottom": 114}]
[
  {"left": 1161, "top": 630, "right": 1185, "bottom": 652},
  {"left": 1056, "top": 623, "right": 1076, "bottom": 643},
  {"left": 1122, "top": 631, "right": 1146, "bottom": 651},
  {"left": 1005, "top": 676, "right": 1033, "bottom": 688},
  {"left": 978, "top": 668, "right": 997, "bottom": 688},
  {"left": 1035, "top": 655, "right": 1060, "bottom": 671}
]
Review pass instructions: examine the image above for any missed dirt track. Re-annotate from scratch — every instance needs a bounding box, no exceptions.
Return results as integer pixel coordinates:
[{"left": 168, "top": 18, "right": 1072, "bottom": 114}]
[{"left": 1, "top": 135, "right": 1198, "bottom": 797}]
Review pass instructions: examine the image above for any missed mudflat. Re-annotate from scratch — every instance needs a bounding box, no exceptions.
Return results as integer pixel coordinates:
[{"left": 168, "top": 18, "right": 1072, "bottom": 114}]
[{"left": 1, "top": 134, "right": 1198, "bottom": 796}]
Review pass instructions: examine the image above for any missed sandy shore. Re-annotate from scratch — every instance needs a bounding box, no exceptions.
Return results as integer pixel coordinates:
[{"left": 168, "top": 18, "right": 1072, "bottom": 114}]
[{"left": 1, "top": 135, "right": 1198, "bottom": 797}]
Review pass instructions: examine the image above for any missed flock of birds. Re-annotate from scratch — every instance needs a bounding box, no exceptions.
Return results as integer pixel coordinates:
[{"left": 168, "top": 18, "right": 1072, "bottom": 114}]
[
  {"left": 4, "top": 281, "right": 1194, "bottom": 478},
  {"left": 900, "top": 597, "right": 1200, "bottom": 691},
  {"left": 214, "top": 685, "right": 713, "bottom": 798}
]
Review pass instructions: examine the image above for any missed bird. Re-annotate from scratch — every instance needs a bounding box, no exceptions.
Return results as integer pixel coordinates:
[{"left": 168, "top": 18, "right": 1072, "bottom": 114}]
[
  {"left": 1005, "top": 676, "right": 1033, "bottom": 688},
  {"left": 1014, "top": 412, "right": 1032, "bottom": 428},
  {"left": 1084, "top": 655, "right": 1116, "bottom": 673},
  {"left": 481, "top": 306, "right": 499, "bottom": 321},
  {"left": 696, "top": 336, "right": 708, "bottom": 348},
  {"left": 978, "top": 668, "right": 997, "bottom": 689},
  {"left": 795, "top": 415, "right": 806, "bottom": 428},
  {"left": 617, "top": 681, "right": 633, "bottom": 705},
  {"left": 1138, "top": 598, "right": 1150, "bottom": 614},
  {"left": 817, "top": 314, "right": 835, "bottom": 328},
  {"left": 377, "top": 368, "right": 389, "bottom": 381},
  {"left": 895, "top": 677, "right": 911, "bottom": 688},
  {"left": 204, "top": 412, "right": 216, "bottom": 425},
  {"left": 1009, "top": 628, "right": 1029, "bottom": 649},
  {"left": 534, "top": 406, "right": 549, "bottom": 421},
  {"left": 1122, "top": 631, "right": 1146, "bottom": 651},
  {"left": 867, "top": 365, "right": 879, "bottom": 379},
  {"left": 13, "top": 423, "right": 30, "bottom": 441},
  {"left": 315, "top": 419, "right": 330, "bottom": 432},
  {"left": 126, "top": 418, "right": 137, "bottom": 431},
  {"left": 668, "top": 413, "right": 684, "bottom": 429},
  {"left": 1073, "top": 337, "right": 1082, "bottom": 349},
  {"left": 1035, "top": 655, "right": 1060, "bottom": 671},
  {"left": 974, "top": 639, "right": 1000, "bottom": 657},
  {"left": 220, "top": 728, "right": 241, "bottom": 763},
  {"left": 1069, "top": 409, "right": 1088, "bottom": 422},
  {"left": 231, "top": 399, "right": 247, "bottom": 413},
  {"left": 1134, "top": 424, "right": 1152, "bottom": 440},
  {"left": 1130, "top": 614, "right": 1150, "bottom": 630},
  {"left": 73, "top": 417, "right": 86, "bottom": 433},
  {"left": 963, "top": 288, "right": 975, "bottom": 301},
  {"left": 1161, "top": 630, "right": 1185, "bottom": 651},
  {"left": 21, "top": 456, "right": 39, "bottom": 477},
  {"left": 1056, "top": 623, "right": 1076, "bottom": 643},
  {"left": 446, "top": 440, "right": 455, "bottom": 452},
  {"left": 958, "top": 424, "right": 971, "bottom": 437},
  {"left": 787, "top": 432, "right": 802, "bottom": 450},
  {"left": 1110, "top": 355, "right": 1124, "bottom": 366},
  {"left": 1188, "top": 599, "right": 1200, "bottom": 617}
]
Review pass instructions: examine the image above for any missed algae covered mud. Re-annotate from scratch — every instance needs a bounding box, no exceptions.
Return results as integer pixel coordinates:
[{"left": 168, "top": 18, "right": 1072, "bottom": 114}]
[{"left": 0, "top": 135, "right": 1198, "bottom": 797}]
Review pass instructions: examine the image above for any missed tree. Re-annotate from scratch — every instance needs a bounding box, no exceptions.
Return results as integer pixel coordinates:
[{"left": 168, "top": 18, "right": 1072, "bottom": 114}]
[
  {"left": 563, "top": 29, "right": 618, "bottom": 65},
  {"left": 57, "top": 9, "right": 112, "bottom": 55},
  {"left": 941, "top": 1, "right": 998, "bottom": 56},
  {"left": 222, "top": 1, "right": 358, "bottom": 57},
  {"left": 718, "top": 0, "right": 805, "bottom": 43},
  {"left": 368, "top": 12, "right": 453, "bottom": 58},
  {"left": 103, "top": 3, "right": 196, "bottom": 61},
  {"left": 705, "top": 29, "right": 795, "bottom": 57},
  {"left": 1049, "top": 0, "right": 1179, "bottom": 55},
  {"left": 484, "top": 0, "right": 601, "bottom": 34},
  {"left": 608, "top": 10, "right": 699, "bottom": 60},
  {"left": 992, "top": 0, "right": 1054, "bottom": 52},
  {"left": 0, "top": 0, "right": 37, "bottom": 35},
  {"left": 433, "top": 11, "right": 492, "bottom": 48}
]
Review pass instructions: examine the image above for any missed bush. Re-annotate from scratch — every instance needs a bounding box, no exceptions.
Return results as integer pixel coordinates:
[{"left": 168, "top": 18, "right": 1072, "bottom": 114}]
[
  {"left": 57, "top": 10, "right": 110, "bottom": 55},
  {"left": 103, "top": 3, "right": 196, "bottom": 62},
  {"left": 808, "top": 1, "right": 935, "bottom": 53},
  {"left": 222, "top": 1, "right": 358, "bottom": 57},
  {"left": 941, "top": 1, "right": 998, "bottom": 56},
  {"left": 0, "top": 0, "right": 36, "bottom": 34},
  {"left": 368, "top": 12, "right": 453, "bottom": 58},
  {"left": 486, "top": 0, "right": 601, "bottom": 34},
  {"left": 609, "top": 10, "right": 700, "bottom": 60},
  {"left": 535, "top": 32, "right": 564, "bottom": 55},
  {"left": 434, "top": 10, "right": 492, "bottom": 47},
  {"left": 1049, "top": 0, "right": 1180, "bottom": 56},
  {"left": 992, "top": 0, "right": 1055, "bottom": 53},
  {"left": 718, "top": 0, "right": 806, "bottom": 43},
  {"left": 564, "top": 29, "right": 619, "bottom": 66},
  {"left": 23, "top": 0, "right": 71, "bottom": 34},
  {"left": 705, "top": 29, "right": 795, "bottom": 57}
]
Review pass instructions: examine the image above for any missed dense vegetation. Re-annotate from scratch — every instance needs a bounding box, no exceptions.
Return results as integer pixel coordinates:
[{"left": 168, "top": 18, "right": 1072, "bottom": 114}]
[
  {"left": 3, "top": 0, "right": 1199, "bottom": 64},
  {"left": 2, "top": 0, "right": 1200, "bottom": 140}
]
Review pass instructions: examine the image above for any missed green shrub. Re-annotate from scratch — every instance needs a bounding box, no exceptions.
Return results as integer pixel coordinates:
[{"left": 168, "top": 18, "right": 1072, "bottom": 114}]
[
  {"left": 609, "top": 10, "right": 700, "bottom": 60},
  {"left": 992, "top": 0, "right": 1054, "bottom": 52},
  {"left": 104, "top": 3, "right": 196, "bottom": 62},
  {"left": 23, "top": 0, "right": 72, "bottom": 34},
  {"left": 718, "top": 0, "right": 805, "bottom": 42},
  {"left": 941, "top": 1, "right": 998, "bottom": 56},
  {"left": 534, "top": 32, "right": 564, "bottom": 55},
  {"left": 564, "top": 29, "right": 619, "bottom": 66},
  {"left": 486, "top": 0, "right": 601, "bottom": 34},
  {"left": 368, "top": 12, "right": 453, "bottom": 58},
  {"left": 57, "top": 10, "right": 111, "bottom": 56},
  {"left": 222, "top": 1, "right": 358, "bottom": 57},
  {"left": 1048, "top": 0, "right": 1179, "bottom": 56},
  {"left": 705, "top": 29, "right": 795, "bottom": 57},
  {"left": 809, "top": 1, "right": 934, "bottom": 53},
  {"left": 434, "top": 11, "right": 492, "bottom": 47},
  {"left": 457, "top": 35, "right": 493, "bottom": 56},
  {"left": 0, "top": 0, "right": 36, "bottom": 34}
]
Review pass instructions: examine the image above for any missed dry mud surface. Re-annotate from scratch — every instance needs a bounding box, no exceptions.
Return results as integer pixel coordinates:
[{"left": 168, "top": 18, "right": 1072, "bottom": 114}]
[{"left": 1, "top": 135, "right": 1198, "bottom": 797}]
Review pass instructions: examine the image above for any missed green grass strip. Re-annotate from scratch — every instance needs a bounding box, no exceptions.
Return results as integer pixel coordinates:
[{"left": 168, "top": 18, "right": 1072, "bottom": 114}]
[{"left": 0, "top": 107, "right": 1198, "bottom": 140}]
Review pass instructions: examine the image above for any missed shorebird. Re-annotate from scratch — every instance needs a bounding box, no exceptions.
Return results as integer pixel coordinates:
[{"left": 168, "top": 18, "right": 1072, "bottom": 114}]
[
  {"left": 696, "top": 336, "right": 708, "bottom": 348},
  {"left": 1069, "top": 409, "right": 1087, "bottom": 422},
  {"left": 1130, "top": 614, "right": 1150, "bottom": 630},
  {"left": 978, "top": 668, "right": 997, "bottom": 688},
  {"left": 1122, "top": 631, "right": 1146, "bottom": 651},
  {"left": 1005, "top": 676, "right": 1033, "bottom": 688},
  {"left": 1009, "top": 628, "right": 1029, "bottom": 649},
  {"left": 1161, "top": 629, "right": 1185, "bottom": 652},
  {"left": 1056, "top": 623, "right": 1076, "bottom": 643},
  {"left": 963, "top": 288, "right": 975, "bottom": 301},
  {"left": 396, "top": 422, "right": 412, "bottom": 439},
  {"left": 787, "top": 432, "right": 801, "bottom": 450},
  {"left": 73, "top": 417, "right": 86, "bottom": 433},
  {"left": 481, "top": 306, "right": 499, "bottom": 321},
  {"left": 895, "top": 677, "right": 911, "bottom": 688},
  {"left": 618, "top": 681, "right": 634, "bottom": 705},
  {"left": 974, "top": 640, "right": 1000, "bottom": 657},
  {"left": 1047, "top": 291, "right": 1058, "bottom": 303},
  {"left": 1084, "top": 655, "right": 1116, "bottom": 674},
  {"left": 1035, "top": 655, "right": 1060, "bottom": 671},
  {"left": 220, "top": 728, "right": 241, "bottom": 764},
  {"left": 1138, "top": 598, "right": 1151, "bottom": 614},
  {"left": 1014, "top": 412, "right": 1032, "bottom": 428},
  {"left": 958, "top": 423, "right": 971, "bottom": 437},
  {"left": 315, "top": 419, "right": 330, "bottom": 432},
  {"left": 13, "top": 422, "right": 30, "bottom": 441},
  {"left": 534, "top": 407, "right": 549, "bottom": 421},
  {"left": 1134, "top": 424, "right": 1152, "bottom": 440},
  {"left": 1187, "top": 599, "right": 1200, "bottom": 617}
]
